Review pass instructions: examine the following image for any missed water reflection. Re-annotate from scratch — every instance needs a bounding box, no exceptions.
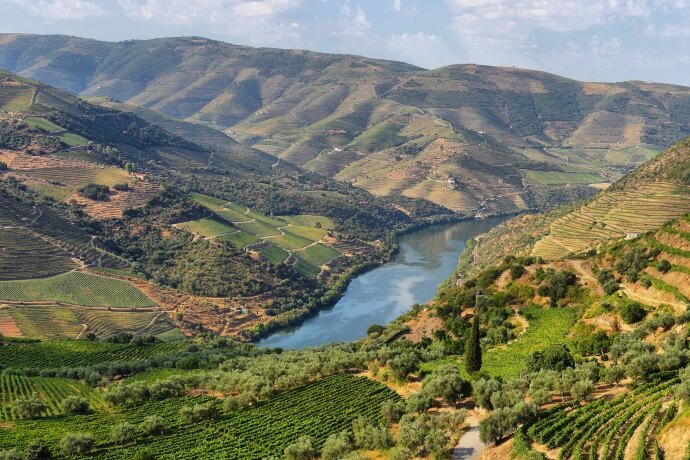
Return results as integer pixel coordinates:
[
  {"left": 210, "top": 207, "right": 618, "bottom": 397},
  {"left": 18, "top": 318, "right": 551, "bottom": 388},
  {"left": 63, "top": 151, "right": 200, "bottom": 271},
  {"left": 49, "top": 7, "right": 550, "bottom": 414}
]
[{"left": 258, "top": 216, "right": 506, "bottom": 349}]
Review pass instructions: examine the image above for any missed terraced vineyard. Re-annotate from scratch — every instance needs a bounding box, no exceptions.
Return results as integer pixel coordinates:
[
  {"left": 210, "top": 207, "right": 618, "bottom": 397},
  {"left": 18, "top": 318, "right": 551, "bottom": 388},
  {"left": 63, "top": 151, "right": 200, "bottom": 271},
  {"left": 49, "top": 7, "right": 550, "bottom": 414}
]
[
  {"left": 181, "top": 193, "right": 342, "bottom": 276},
  {"left": 533, "top": 181, "right": 690, "bottom": 259},
  {"left": 0, "top": 374, "right": 106, "bottom": 420},
  {"left": 7, "top": 306, "right": 175, "bottom": 339},
  {"left": 0, "top": 195, "right": 129, "bottom": 279},
  {"left": 0, "top": 340, "right": 186, "bottom": 369},
  {"left": 0, "top": 272, "right": 156, "bottom": 307},
  {"left": 527, "top": 373, "right": 679, "bottom": 460},
  {"left": 0, "top": 374, "right": 399, "bottom": 459}
]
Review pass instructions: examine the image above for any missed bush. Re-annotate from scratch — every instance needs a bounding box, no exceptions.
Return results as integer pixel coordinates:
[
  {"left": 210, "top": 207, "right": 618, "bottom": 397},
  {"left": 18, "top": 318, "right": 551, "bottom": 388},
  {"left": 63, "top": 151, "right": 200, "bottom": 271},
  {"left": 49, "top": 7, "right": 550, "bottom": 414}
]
[
  {"left": 620, "top": 302, "right": 646, "bottom": 324},
  {"left": 111, "top": 422, "right": 138, "bottom": 445},
  {"left": 0, "top": 449, "right": 20, "bottom": 460},
  {"left": 13, "top": 393, "right": 46, "bottom": 419},
  {"left": 657, "top": 259, "right": 672, "bottom": 273},
  {"left": 180, "top": 403, "right": 218, "bottom": 423},
  {"left": 60, "top": 433, "right": 94, "bottom": 456},
  {"left": 526, "top": 344, "right": 575, "bottom": 373},
  {"left": 284, "top": 435, "right": 316, "bottom": 460},
  {"left": 78, "top": 183, "right": 110, "bottom": 201},
  {"left": 321, "top": 431, "right": 353, "bottom": 460},
  {"left": 367, "top": 324, "right": 385, "bottom": 335},
  {"left": 141, "top": 415, "right": 165, "bottom": 436},
  {"left": 133, "top": 448, "right": 156, "bottom": 460},
  {"left": 113, "top": 182, "right": 130, "bottom": 191},
  {"left": 571, "top": 379, "right": 595, "bottom": 401},
  {"left": 25, "top": 439, "right": 52, "bottom": 460},
  {"left": 62, "top": 396, "right": 89, "bottom": 414}
]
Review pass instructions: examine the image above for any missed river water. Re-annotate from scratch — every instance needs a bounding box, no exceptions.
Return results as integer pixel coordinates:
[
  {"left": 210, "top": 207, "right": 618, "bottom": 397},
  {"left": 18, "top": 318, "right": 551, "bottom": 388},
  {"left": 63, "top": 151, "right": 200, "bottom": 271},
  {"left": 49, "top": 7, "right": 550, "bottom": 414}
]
[{"left": 258, "top": 217, "right": 506, "bottom": 349}]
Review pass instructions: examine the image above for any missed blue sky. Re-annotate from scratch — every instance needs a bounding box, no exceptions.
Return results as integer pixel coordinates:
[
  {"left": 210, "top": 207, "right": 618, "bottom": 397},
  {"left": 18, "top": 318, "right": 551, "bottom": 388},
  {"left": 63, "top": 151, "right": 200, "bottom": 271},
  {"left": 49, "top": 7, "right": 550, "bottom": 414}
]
[{"left": 3, "top": 0, "right": 690, "bottom": 85}]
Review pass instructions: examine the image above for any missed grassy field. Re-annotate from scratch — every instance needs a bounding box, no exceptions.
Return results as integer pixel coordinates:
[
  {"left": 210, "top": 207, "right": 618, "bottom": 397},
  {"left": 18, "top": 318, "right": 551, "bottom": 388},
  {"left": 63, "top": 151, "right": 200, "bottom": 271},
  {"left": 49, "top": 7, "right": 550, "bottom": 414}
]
[
  {"left": 24, "top": 116, "right": 61, "bottom": 131},
  {"left": 295, "top": 244, "right": 340, "bottom": 266},
  {"left": 177, "top": 216, "right": 235, "bottom": 238},
  {"left": 0, "top": 86, "right": 32, "bottom": 111},
  {"left": 258, "top": 243, "right": 289, "bottom": 264},
  {"left": 279, "top": 215, "right": 335, "bottom": 229},
  {"left": 60, "top": 132, "right": 89, "bottom": 146},
  {"left": 0, "top": 272, "right": 157, "bottom": 307},
  {"left": 217, "top": 230, "right": 258, "bottom": 247},
  {"left": 523, "top": 170, "right": 602, "bottom": 185}
]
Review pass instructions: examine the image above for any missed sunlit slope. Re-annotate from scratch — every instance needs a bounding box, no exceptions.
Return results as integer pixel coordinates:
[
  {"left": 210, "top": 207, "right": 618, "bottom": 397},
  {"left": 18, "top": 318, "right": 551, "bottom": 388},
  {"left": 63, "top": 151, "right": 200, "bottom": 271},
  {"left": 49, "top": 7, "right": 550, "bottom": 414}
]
[{"left": 6, "top": 35, "right": 690, "bottom": 212}]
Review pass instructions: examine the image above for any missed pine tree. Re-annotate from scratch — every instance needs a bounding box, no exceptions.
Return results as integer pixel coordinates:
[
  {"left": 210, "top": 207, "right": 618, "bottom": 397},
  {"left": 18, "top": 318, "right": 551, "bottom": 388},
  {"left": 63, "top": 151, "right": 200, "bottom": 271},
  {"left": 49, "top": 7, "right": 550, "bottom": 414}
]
[{"left": 465, "top": 315, "right": 482, "bottom": 373}]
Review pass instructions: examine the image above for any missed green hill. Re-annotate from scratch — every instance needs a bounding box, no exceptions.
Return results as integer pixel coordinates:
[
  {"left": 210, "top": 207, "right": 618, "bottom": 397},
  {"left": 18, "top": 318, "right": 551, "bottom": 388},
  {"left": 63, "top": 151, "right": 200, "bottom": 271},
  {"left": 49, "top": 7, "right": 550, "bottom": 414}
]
[{"left": 5, "top": 34, "right": 690, "bottom": 213}]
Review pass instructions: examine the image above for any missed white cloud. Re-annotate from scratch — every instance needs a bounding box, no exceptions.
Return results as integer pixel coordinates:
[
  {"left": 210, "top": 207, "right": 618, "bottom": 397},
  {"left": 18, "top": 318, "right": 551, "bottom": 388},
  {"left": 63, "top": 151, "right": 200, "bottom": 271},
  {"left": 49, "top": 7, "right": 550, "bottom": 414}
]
[
  {"left": 338, "top": 1, "right": 370, "bottom": 36},
  {"left": 391, "top": 0, "right": 401, "bottom": 12},
  {"left": 2, "top": 0, "right": 105, "bottom": 19},
  {"left": 445, "top": 0, "right": 652, "bottom": 46},
  {"left": 118, "top": 0, "right": 301, "bottom": 24},
  {"left": 117, "top": 0, "right": 303, "bottom": 44},
  {"left": 386, "top": 32, "right": 451, "bottom": 69}
]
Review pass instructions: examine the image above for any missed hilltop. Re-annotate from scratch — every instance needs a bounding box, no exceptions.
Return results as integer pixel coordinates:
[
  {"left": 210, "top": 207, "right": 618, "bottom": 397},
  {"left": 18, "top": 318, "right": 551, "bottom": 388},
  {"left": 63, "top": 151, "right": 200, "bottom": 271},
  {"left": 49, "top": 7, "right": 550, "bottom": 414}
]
[{"left": 4, "top": 34, "right": 690, "bottom": 214}]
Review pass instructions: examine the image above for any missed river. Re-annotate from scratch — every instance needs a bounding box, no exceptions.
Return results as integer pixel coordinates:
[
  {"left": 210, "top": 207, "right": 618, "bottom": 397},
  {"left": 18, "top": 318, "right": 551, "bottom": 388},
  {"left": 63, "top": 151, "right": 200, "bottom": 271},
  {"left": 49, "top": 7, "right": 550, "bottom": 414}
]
[{"left": 258, "top": 216, "right": 506, "bottom": 349}]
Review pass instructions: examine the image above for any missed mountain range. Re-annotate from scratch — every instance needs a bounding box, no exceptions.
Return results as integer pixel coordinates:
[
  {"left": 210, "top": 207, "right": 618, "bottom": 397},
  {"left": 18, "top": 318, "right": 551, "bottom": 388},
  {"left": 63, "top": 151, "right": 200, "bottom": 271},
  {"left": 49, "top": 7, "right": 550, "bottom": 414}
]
[{"left": 4, "top": 34, "right": 690, "bottom": 215}]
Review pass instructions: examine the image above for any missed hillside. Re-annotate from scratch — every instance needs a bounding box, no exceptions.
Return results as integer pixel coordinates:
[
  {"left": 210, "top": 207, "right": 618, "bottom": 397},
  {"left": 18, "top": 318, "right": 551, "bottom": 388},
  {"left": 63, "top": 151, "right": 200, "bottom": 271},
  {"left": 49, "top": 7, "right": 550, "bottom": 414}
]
[
  {"left": 0, "top": 70, "right": 455, "bottom": 342},
  {"left": 5, "top": 35, "right": 690, "bottom": 214},
  {"left": 458, "top": 137, "right": 690, "bottom": 275}
]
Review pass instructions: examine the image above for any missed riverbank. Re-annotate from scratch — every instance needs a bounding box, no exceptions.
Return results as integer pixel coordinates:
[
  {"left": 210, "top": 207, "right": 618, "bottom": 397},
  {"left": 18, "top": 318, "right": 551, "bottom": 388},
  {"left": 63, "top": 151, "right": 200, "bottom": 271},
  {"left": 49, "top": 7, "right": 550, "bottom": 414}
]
[{"left": 258, "top": 218, "right": 507, "bottom": 349}]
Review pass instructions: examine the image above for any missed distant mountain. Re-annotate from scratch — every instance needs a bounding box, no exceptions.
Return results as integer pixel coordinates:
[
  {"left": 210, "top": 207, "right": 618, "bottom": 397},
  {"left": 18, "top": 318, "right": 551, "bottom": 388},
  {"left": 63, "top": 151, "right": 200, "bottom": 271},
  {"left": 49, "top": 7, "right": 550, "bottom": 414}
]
[{"left": 3, "top": 34, "right": 690, "bottom": 214}]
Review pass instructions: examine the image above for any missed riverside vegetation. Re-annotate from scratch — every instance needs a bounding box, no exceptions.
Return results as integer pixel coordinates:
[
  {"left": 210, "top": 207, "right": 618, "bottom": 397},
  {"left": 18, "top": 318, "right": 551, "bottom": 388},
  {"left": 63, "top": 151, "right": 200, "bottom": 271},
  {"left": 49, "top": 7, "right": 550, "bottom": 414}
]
[{"left": 3, "top": 35, "right": 690, "bottom": 460}]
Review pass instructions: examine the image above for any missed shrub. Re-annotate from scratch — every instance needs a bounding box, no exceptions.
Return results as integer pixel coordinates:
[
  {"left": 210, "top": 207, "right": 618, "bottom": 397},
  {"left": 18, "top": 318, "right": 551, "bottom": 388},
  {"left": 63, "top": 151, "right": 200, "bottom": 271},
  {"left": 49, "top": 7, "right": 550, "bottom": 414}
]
[
  {"left": 0, "top": 449, "right": 20, "bottom": 460},
  {"left": 13, "top": 393, "right": 46, "bottom": 419},
  {"left": 284, "top": 435, "right": 316, "bottom": 460},
  {"left": 571, "top": 379, "right": 595, "bottom": 401},
  {"left": 25, "top": 439, "right": 52, "bottom": 460},
  {"left": 60, "top": 433, "right": 94, "bottom": 456},
  {"left": 180, "top": 403, "right": 218, "bottom": 423},
  {"left": 321, "top": 431, "right": 353, "bottom": 460},
  {"left": 657, "top": 259, "right": 672, "bottom": 273},
  {"left": 367, "top": 324, "right": 385, "bottom": 335},
  {"left": 141, "top": 415, "right": 165, "bottom": 436},
  {"left": 526, "top": 344, "right": 575, "bottom": 373},
  {"left": 62, "top": 396, "right": 89, "bottom": 414},
  {"left": 111, "top": 422, "right": 138, "bottom": 445},
  {"left": 113, "top": 182, "right": 130, "bottom": 191},
  {"left": 78, "top": 183, "right": 110, "bottom": 201},
  {"left": 133, "top": 448, "right": 156, "bottom": 460},
  {"left": 620, "top": 302, "right": 646, "bottom": 324}
]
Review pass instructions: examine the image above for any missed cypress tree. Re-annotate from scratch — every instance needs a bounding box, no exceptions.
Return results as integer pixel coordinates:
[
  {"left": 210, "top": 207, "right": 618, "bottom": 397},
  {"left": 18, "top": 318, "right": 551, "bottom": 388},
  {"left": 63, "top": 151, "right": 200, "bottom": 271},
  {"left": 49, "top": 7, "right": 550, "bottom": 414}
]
[{"left": 465, "top": 315, "right": 482, "bottom": 373}]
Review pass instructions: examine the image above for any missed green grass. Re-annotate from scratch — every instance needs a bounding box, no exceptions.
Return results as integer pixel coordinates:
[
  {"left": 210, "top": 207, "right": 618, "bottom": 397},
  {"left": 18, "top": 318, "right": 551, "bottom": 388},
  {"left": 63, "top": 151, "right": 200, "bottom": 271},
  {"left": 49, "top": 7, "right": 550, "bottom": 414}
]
[
  {"left": 0, "top": 86, "right": 32, "bottom": 111},
  {"left": 284, "top": 225, "right": 328, "bottom": 240},
  {"left": 24, "top": 116, "right": 61, "bottom": 131},
  {"left": 269, "top": 231, "right": 313, "bottom": 250},
  {"left": 420, "top": 306, "right": 580, "bottom": 379},
  {"left": 347, "top": 122, "right": 406, "bottom": 152},
  {"left": 60, "top": 132, "right": 89, "bottom": 147},
  {"left": 524, "top": 170, "right": 602, "bottom": 185},
  {"left": 295, "top": 244, "right": 340, "bottom": 266},
  {"left": 280, "top": 215, "right": 335, "bottom": 229},
  {"left": 177, "top": 216, "right": 235, "bottom": 238},
  {"left": 190, "top": 192, "right": 228, "bottom": 211},
  {"left": 258, "top": 243, "right": 289, "bottom": 264},
  {"left": 294, "top": 257, "right": 321, "bottom": 277},
  {"left": 480, "top": 305, "right": 578, "bottom": 378},
  {"left": 0, "top": 272, "right": 157, "bottom": 307},
  {"left": 0, "top": 374, "right": 399, "bottom": 459},
  {"left": 236, "top": 220, "right": 282, "bottom": 238},
  {"left": 217, "top": 230, "right": 258, "bottom": 248}
]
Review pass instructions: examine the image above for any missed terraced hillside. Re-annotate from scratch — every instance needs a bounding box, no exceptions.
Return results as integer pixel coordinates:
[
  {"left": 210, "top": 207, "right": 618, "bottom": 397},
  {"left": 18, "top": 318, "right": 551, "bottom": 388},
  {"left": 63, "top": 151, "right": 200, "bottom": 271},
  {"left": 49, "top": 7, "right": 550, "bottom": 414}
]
[
  {"left": 459, "top": 138, "right": 690, "bottom": 277},
  {"left": 178, "top": 193, "right": 344, "bottom": 277},
  {"left": 6, "top": 35, "right": 690, "bottom": 213}
]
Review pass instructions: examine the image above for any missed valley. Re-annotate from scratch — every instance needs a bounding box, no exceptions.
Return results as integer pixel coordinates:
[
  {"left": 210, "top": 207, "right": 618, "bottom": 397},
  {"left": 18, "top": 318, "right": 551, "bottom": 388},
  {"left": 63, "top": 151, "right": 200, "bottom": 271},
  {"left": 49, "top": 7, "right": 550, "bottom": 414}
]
[{"left": 2, "top": 31, "right": 690, "bottom": 460}]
